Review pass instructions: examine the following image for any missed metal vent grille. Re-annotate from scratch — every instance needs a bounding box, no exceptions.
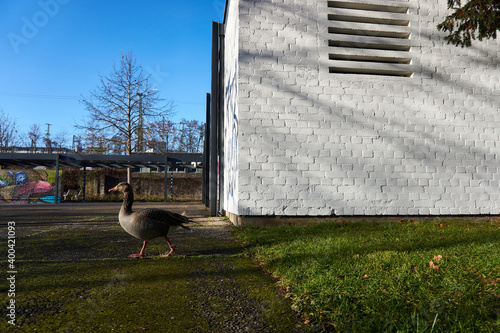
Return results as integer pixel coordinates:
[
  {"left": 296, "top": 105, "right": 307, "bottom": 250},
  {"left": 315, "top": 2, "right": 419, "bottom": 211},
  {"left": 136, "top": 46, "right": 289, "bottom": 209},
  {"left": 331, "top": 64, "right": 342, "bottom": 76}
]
[{"left": 328, "top": 0, "right": 413, "bottom": 77}]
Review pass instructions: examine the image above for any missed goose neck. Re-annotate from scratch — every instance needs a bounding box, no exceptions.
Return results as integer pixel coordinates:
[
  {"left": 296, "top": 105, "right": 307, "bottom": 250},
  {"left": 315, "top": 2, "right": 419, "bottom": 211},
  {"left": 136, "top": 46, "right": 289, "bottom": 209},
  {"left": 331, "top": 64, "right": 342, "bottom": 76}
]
[{"left": 122, "top": 191, "right": 134, "bottom": 213}]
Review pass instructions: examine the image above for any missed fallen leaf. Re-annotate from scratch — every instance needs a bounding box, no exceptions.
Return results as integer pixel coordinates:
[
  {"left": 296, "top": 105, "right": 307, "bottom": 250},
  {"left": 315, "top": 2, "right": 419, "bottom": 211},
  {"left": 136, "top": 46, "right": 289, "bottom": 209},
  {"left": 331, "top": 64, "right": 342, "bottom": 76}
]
[
  {"left": 429, "top": 261, "right": 439, "bottom": 270},
  {"left": 437, "top": 223, "right": 444, "bottom": 228},
  {"left": 433, "top": 255, "right": 443, "bottom": 261},
  {"left": 362, "top": 274, "right": 369, "bottom": 279},
  {"left": 479, "top": 278, "right": 497, "bottom": 285}
]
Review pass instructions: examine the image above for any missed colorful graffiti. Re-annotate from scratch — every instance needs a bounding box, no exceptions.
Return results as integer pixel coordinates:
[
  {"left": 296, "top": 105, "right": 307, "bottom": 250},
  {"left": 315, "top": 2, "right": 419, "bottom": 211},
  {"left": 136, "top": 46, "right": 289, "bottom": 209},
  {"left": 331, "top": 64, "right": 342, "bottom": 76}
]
[{"left": 0, "top": 170, "right": 61, "bottom": 204}]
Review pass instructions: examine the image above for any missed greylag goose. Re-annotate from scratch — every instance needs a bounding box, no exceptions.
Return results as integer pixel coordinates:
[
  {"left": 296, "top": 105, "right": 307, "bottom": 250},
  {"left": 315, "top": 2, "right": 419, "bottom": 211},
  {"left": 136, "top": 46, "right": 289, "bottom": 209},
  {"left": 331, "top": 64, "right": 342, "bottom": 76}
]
[{"left": 109, "top": 182, "right": 191, "bottom": 258}]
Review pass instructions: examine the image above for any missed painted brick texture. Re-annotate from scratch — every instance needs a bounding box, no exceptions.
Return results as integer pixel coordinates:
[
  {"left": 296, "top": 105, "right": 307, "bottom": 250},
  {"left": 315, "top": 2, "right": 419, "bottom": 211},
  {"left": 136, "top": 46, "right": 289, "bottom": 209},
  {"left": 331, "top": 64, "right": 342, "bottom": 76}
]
[{"left": 224, "top": 0, "right": 500, "bottom": 218}]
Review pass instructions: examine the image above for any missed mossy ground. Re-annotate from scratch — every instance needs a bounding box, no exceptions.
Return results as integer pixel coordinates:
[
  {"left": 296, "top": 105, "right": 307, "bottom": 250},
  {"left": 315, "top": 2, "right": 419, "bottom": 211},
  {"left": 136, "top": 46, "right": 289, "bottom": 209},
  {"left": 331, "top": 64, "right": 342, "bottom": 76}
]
[
  {"left": 2, "top": 257, "right": 303, "bottom": 332},
  {"left": 0, "top": 203, "right": 306, "bottom": 332}
]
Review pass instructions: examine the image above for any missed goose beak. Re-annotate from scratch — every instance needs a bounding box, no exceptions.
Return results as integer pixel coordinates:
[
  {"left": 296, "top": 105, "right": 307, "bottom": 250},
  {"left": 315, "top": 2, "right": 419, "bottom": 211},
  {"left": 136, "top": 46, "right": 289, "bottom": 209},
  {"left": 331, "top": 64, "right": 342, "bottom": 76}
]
[{"left": 109, "top": 186, "right": 118, "bottom": 192}]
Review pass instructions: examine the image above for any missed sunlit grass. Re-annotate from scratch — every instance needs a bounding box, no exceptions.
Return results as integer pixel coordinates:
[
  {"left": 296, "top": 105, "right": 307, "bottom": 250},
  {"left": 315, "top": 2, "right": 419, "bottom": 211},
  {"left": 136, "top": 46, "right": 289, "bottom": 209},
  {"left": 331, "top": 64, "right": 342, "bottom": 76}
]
[{"left": 235, "top": 218, "right": 500, "bottom": 332}]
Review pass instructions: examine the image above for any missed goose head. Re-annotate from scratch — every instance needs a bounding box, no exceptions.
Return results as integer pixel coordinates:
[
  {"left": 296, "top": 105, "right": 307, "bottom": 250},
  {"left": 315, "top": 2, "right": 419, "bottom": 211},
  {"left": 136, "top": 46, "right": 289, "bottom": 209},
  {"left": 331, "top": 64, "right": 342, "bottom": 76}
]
[{"left": 109, "top": 182, "right": 133, "bottom": 194}]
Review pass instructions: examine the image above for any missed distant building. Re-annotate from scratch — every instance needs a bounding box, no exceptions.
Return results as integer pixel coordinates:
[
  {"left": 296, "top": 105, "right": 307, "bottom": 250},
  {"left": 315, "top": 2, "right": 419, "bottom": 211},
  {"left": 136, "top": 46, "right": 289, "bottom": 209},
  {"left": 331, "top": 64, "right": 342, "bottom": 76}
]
[
  {"left": 220, "top": 0, "right": 500, "bottom": 224},
  {"left": 6, "top": 146, "right": 73, "bottom": 154}
]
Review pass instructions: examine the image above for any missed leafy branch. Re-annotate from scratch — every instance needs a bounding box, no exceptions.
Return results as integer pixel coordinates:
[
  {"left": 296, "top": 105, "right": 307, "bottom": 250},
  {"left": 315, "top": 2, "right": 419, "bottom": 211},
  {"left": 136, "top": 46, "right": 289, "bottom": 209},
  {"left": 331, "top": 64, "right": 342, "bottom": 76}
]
[{"left": 437, "top": 0, "right": 500, "bottom": 47}]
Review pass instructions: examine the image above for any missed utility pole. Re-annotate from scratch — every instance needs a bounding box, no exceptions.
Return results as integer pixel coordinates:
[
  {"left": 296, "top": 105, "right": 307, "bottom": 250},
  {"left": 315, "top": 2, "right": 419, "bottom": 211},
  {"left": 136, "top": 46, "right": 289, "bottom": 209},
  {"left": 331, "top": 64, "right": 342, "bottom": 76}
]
[
  {"left": 45, "top": 123, "right": 51, "bottom": 153},
  {"left": 72, "top": 135, "right": 82, "bottom": 152},
  {"left": 161, "top": 116, "right": 169, "bottom": 153},
  {"left": 179, "top": 121, "right": 186, "bottom": 152}
]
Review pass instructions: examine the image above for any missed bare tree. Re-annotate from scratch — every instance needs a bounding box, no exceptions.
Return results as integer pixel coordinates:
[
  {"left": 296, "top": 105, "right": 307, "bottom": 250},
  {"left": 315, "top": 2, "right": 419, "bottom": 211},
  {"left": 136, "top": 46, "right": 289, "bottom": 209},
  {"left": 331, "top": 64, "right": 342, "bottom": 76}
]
[
  {"left": 27, "top": 123, "right": 42, "bottom": 152},
  {"left": 147, "top": 117, "right": 178, "bottom": 153},
  {"left": 79, "top": 51, "right": 174, "bottom": 182},
  {"left": 146, "top": 118, "right": 205, "bottom": 153},
  {"left": 178, "top": 119, "right": 205, "bottom": 153},
  {"left": 52, "top": 131, "right": 68, "bottom": 149},
  {"left": 81, "top": 126, "right": 108, "bottom": 154},
  {"left": 0, "top": 109, "right": 19, "bottom": 152}
]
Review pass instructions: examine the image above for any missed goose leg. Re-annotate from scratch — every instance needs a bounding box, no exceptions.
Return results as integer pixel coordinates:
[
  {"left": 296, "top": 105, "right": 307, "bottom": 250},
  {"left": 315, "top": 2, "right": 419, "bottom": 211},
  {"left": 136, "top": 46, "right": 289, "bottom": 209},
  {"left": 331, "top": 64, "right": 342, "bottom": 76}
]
[
  {"left": 129, "top": 240, "right": 148, "bottom": 258},
  {"left": 161, "top": 236, "right": 175, "bottom": 257}
]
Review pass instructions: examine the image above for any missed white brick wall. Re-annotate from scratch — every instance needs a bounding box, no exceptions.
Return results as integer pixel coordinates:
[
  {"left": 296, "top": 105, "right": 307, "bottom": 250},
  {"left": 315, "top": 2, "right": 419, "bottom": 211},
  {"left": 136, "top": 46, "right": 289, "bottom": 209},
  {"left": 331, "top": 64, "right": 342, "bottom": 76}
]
[
  {"left": 224, "top": 0, "right": 500, "bottom": 220},
  {"left": 224, "top": 0, "right": 239, "bottom": 216}
]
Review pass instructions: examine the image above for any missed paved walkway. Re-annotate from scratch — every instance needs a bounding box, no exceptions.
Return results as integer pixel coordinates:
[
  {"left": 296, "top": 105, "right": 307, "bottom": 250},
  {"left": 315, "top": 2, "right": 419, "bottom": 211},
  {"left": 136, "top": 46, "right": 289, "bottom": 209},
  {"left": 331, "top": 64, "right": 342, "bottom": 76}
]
[{"left": 0, "top": 202, "right": 307, "bottom": 332}]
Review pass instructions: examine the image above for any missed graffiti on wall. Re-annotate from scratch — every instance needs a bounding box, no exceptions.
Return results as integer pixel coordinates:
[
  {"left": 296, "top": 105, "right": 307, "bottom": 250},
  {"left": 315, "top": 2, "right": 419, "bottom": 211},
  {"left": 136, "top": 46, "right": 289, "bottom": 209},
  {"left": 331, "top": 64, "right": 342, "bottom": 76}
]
[{"left": 0, "top": 170, "right": 61, "bottom": 204}]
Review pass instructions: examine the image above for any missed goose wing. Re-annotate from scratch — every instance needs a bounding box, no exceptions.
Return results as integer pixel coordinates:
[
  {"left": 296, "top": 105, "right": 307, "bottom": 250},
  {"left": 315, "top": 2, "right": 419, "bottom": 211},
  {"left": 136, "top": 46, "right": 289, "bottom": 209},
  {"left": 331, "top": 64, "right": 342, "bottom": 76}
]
[{"left": 135, "top": 208, "right": 192, "bottom": 228}]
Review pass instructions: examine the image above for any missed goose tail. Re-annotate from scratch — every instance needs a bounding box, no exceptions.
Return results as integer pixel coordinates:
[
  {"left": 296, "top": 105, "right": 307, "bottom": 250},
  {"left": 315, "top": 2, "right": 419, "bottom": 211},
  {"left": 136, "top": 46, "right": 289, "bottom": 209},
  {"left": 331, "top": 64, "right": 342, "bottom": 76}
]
[
  {"left": 169, "top": 211, "right": 193, "bottom": 231},
  {"left": 180, "top": 224, "right": 193, "bottom": 232}
]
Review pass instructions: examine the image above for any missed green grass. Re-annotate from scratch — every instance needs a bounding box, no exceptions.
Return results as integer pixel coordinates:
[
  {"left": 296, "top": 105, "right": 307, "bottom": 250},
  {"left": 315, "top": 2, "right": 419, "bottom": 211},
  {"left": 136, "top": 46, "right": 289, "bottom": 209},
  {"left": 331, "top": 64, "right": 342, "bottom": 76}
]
[{"left": 234, "top": 218, "right": 500, "bottom": 332}]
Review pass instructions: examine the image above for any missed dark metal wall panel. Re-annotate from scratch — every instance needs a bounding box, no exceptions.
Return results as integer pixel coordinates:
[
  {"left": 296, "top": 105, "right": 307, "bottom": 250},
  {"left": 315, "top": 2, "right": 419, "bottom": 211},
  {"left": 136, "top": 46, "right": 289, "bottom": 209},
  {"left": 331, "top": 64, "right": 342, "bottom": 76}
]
[{"left": 210, "top": 21, "right": 220, "bottom": 216}]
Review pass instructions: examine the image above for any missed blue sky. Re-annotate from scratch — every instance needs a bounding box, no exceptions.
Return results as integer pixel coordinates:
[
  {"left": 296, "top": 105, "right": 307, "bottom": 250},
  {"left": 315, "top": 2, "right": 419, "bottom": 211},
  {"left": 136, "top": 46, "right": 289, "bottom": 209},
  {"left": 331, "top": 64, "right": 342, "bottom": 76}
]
[{"left": 0, "top": 0, "right": 225, "bottom": 146}]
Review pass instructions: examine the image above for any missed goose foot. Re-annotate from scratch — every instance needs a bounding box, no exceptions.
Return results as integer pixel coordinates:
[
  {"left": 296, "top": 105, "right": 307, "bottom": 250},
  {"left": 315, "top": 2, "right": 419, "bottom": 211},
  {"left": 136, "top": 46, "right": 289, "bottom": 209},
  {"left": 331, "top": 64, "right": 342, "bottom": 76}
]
[
  {"left": 161, "top": 236, "right": 175, "bottom": 257},
  {"left": 161, "top": 246, "right": 176, "bottom": 257},
  {"left": 128, "top": 240, "right": 148, "bottom": 258}
]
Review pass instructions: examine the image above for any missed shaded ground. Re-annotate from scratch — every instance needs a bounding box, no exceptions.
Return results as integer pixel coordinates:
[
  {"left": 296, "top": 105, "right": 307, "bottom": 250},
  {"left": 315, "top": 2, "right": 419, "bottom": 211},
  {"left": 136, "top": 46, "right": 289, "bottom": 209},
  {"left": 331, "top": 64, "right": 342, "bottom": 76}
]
[{"left": 0, "top": 202, "right": 307, "bottom": 332}]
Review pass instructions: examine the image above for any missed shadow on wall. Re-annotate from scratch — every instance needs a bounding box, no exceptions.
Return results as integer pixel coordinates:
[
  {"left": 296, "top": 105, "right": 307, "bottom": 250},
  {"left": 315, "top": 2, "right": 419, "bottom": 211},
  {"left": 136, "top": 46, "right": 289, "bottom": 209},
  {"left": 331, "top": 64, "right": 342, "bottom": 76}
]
[
  {"left": 233, "top": 0, "right": 500, "bottom": 215},
  {"left": 0, "top": 170, "right": 60, "bottom": 204}
]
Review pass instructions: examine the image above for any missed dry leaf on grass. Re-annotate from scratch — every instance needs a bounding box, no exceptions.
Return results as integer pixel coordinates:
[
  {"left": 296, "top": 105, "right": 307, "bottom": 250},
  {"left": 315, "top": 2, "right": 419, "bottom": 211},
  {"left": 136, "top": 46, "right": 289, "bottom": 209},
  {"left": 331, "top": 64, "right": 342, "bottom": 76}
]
[
  {"left": 398, "top": 218, "right": 419, "bottom": 224},
  {"left": 479, "top": 277, "right": 498, "bottom": 284},
  {"left": 429, "top": 261, "right": 440, "bottom": 270},
  {"left": 433, "top": 255, "right": 443, "bottom": 261}
]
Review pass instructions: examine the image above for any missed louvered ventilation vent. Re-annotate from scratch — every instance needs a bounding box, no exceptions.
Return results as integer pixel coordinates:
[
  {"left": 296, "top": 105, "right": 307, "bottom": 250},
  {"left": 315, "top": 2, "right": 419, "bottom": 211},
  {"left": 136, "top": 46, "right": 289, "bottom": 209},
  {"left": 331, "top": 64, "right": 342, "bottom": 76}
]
[{"left": 328, "top": 0, "right": 413, "bottom": 77}]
